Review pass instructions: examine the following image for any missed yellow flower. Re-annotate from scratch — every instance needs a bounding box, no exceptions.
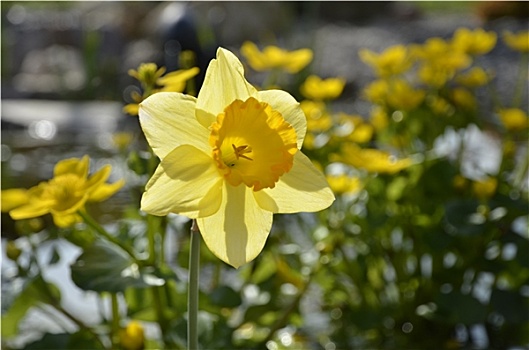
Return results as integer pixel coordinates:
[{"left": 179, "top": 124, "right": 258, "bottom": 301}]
[
  {"left": 7, "top": 156, "right": 125, "bottom": 228},
  {"left": 503, "top": 30, "right": 529, "bottom": 52},
  {"left": 337, "top": 113, "right": 374, "bottom": 143},
  {"left": 128, "top": 63, "right": 166, "bottom": 88},
  {"left": 337, "top": 143, "right": 412, "bottom": 174},
  {"left": 427, "top": 96, "right": 454, "bottom": 116},
  {"left": 359, "top": 45, "right": 412, "bottom": 77},
  {"left": 120, "top": 321, "right": 145, "bottom": 350},
  {"left": 326, "top": 174, "right": 362, "bottom": 195},
  {"left": 369, "top": 107, "right": 389, "bottom": 131},
  {"left": 300, "top": 100, "right": 333, "bottom": 132},
  {"left": 386, "top": 79, "right": 426, "bottom": 111},
  {"left": 455, "top": 67, "right": 492, "bottom": 87},
  {"left": 138, "top": 48, "right": 334, "bottom": 268},
  {"left": 450, "top": 88, "right": 476, "bottom": 110},
  {"left": 451, "top": 28, "right": 497, "bottom": 55},
  {"left": 363, "top": 79, "right": 389, "bottom": 105},
  {"left": 1, "top": 188, "right": 30, "bottom": 212},
  {"left": 472, "top": 177, "right": 497, "bottom": 200},
  {"left": 300, "top": 75, "right": 346, "bottom": 100},
  {"left": 498, "top": 108, "right": 529, "bottom": 131},
  {"left": 157, "top": 67, "right": 200, "bottom": 92},
  {"left": 240, "top": 41, "right": 313, "bottom": 73}
]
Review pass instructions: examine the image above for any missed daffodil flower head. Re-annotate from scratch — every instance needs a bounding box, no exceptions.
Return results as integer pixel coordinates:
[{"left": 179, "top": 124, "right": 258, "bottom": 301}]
[
  {"left": 240, "top": 41, "right": 313, "bottom": 73},
  {"left": 7, "top": 156, "right": 125, "bottom": 228},
  {"left": 139, "top": 47, "right": 335, "bottom": 268}
]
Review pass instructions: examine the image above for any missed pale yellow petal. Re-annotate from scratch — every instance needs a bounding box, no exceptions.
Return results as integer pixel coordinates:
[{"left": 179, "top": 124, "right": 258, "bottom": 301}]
[
  {"left": 197, "top": 183, "right": 273, "bottom": 268},
  {"left": 139, "top": 92, "right": 210, "bottom": 158},
  {"left": 88, "top": 179, "right": 125, "bottom": 202},
  {"left": 141, "top": 145, "right": 222, "bottom": 218},
  {"left": 254, "top": 151, "right": 335, "bottom": 213},
  {"left": 196, "top": 47, "right": 257, "bottom": 121},
  {"left": 54, "top": 155, "right": 89, "bottom": 178},
  {"left": 256, "top": 90, "right": 307, "bottom": 149}
]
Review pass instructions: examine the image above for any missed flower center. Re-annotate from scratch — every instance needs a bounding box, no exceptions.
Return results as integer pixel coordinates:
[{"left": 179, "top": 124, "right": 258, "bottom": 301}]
[
  {"left": 210, "top": 97, "right": 298, "bottom": 191},
  {"left": 43, "top": 174, "right": 85, "bottom": 211}
]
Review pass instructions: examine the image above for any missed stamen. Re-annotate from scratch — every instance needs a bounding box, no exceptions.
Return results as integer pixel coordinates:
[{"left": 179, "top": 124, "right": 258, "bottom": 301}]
[{"left": 232, "top": 144, "right": 253, "bottom": 161}]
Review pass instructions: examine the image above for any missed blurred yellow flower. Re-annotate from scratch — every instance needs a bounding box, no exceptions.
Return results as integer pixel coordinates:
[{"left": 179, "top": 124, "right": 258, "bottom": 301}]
[
  {"left": 363, "top": 79, "right": 389, "bottom": 105},
  {"left": 427, "top": 96, "right": 454, "bottom": 116},
  {"left": 300, "top": 100, "right": 333, "bottom": 132},
  {"left": 337, "top": 113, "right": 374, "bottom": 143},
  {"left": 120, "top": 321, "right": 145, "bottom": 350},
  {"left": 452, "top": 174, "right": 468, "bottom": 191},
  {"left": 455, "top": 67, "right": 491, "bottom": 87},
  {"left": 300, "top": 75, "right": 346, "bottom": 100},
  {"left": 128, "top": 63, "right": 166, "bottom": 88},
  {"left": 450, "top": 88, "right": 476, "bottom": 110},
  {"left": 503, "top": 30, "right": 529, "bottom": 52},
  {"left": 386, "top": 79, "right": 426, "bottom": 111},
  {"left": 451, "top": 27, "right": 497, "bottom": 55},
  {"left": 498, "top": 108, "right": 529, "bottom": 131},
  {"left": 7, "top": 156, "right": 125, "bottom": 228},
  {"left": 359, "top": 45, "right": 412, "bottom": 77},
  {"left": 112, "top": 132, "right": 134, "bottom": 152},
  {"left": 1, "top": 188, "right": 30, "bottom": 212},
  {"left": 326, "top": 174, "right": 362, "bottom": 195},
  {"left": 157, "top": 67, "right": 200, "bottom": 92},
  {"left": 370, "top": 107, "right": 389, "bottom": 131},
  {"left": 337, "top": 143, "right": 412, "bottom": 174},
  {"left": 139, "top": 48, "right": 334, "bottom": 268},
  {"left": 240, "top": 41, "right": 313, "bottom": 73},
  {"left": 472, "top": 177, "right": 497, "bottom": 200}
]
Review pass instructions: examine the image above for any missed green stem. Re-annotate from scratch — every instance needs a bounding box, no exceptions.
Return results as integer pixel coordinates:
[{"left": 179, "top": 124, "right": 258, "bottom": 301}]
[
  {"left": 111, "top": 293, "right": 121, "bottom": 348},
  {"left": 147, "top": 214, "right": 159, "bottom": 266},
  {"left": 78, "top": 210, "right": 139, "bottom": 263},
  {"left": 188, "top": 220, "right": 201, "bottom": 350}
]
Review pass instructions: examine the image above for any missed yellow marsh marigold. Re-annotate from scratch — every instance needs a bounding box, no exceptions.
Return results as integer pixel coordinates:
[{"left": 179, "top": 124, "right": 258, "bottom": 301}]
[
  {"left": 138, "top": 48, "right": 334, "bottom": 268},
  {"left": 451, "top": 27, "right": 497, "bottom": 55},
  {"left": 1, "top": 188, "right": 30, "bottom": 212},
  {"left": 498, "top": 108, "right": 529, "bottom": 131},
  {"left": 300, "top": 75, "right": 346, "bottom": 101},
  {"left": 300, "top": 100, "right": 333, "bottom": 133},
  {"left": 240, "top": 41, "right": 313, "bottom": 73},
  {"left": 336, "top": 113, "right": 374, "bottom": 144},
  {"left": 370, "top": 107, "right": 389, "bottom": 131},
  {"left": 386, "top": 79, "right": 426, "bottom": 112},
  {"left": 359, "top": 45, "right": 412, "bottom": 78},
  {"left": 120, "top": 321, "right": 145, "bottom": 350},
  {"left": 157, "top": 67, "right": 200, "bottom": 92},
  {"left": 337, "top": 143, "right": 412, "bottom": 174},
  {"left": 326, "top": 174, "right": 362, "bottom": 195},
  {"left": 450, "top": 88, "right": 477, "bottom": 111},
  {"left": 472, "top": 177, "right": 497, "bottom": 200},
  {"left": 455, "top": 67, "right": 492, "bottom": 87},
  {"left": 503, "top": 30, "right": 529, "bottom": 52},
  {"left": 5, "top": 156, "right": 124, "bottom": 228}
]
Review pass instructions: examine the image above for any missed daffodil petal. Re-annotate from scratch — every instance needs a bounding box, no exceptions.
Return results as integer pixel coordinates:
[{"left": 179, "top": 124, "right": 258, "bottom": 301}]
[
  {"left": 88, "top": 179, "right": 125, "bottom": 202},
  {"left": 196, "top": 47, "right": 257, "bottom": 123},
  {"left": 254, "top": 151, "right": 335, "bottom": 213},
  {"left": 141, "top": 145, "right": 222, "bottom": 218},
  {"left": 54, "top": 155, "right": 89, "bottom": 178},
  {"left": 139, "top": 92, "right": 210, "bottom": 158},
  {"left": 197, "top": 183, "right": 273, "bottom": 268},
  {"left": 257, "top": 90, "right": 307, "bottom": 149}
]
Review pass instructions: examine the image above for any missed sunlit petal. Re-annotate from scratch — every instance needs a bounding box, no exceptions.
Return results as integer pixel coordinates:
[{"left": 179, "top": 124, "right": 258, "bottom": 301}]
[
  {"left": 198, "top": 183, "right": 273, "bottom": 268},
  {"left": 254, "top": 151, "right": 335, "bottom": 213},
  {"left": 89, "top": 179, "right": 126, "bottom": 202},
  {"left": 139, "top": 92, "right": 210, "bottom": 157},
  {"left": 54, "top": 155, "right": 89, "bottom": 178},
  {"left": 141, "top": 145, "right": 223, "bottom": 218},
  {"left": 10, "top": 202, "right": 52, "bottom": 220},
  {"left": 1, "top": 188, "right": 30, "bottom": 212}
]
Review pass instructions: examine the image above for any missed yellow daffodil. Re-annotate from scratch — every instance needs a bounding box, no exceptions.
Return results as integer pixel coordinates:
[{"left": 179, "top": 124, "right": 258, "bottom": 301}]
[
  {"left": 7, "top": 156, "right": 125, "bottom": 228},
  {"left": 300, "top": 75, "right": 346, "bottom": 100},
  {"left": 326, "top": 174, "right": 362, "bottom": 195},
  {"left": 498, "top": 108, "right": 529, "bottom": 131},
  {"left": 240, "top": 41, "right": 313, "bottom": 73},
  {"left": 138, "top": 48, "right": 334, "bottom": 268},
  {"left": 300, "top": 100, "right": 333, "bottom": 132},
  {"left": 120, "top": 321, "right": 145, "bottom": 350},
  {"left": 451, "top": 27, "right": 497, "bottom": 55},
  {"left": 472, "top": 177, "right": 497, "bottom": 200},
  {"left": 157, "top": 67, "right": 200, "bottom": 92},
  {"left": 503, "top": 30, "right": 529, "bottom": 52},
  {"left": 337, "top": 143, "right": 412, "bottom": 174},
  {"left": 359, "top": 45, "right": 412, "bottom": 78},
  {"left": 455, "top": 67, "right": 492, "bottom": 87}
]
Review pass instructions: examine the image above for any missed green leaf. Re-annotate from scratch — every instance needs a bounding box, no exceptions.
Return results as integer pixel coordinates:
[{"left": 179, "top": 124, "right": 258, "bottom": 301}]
[
  {"left": 435, "top": 291, "right": 487, "bottom": 324},
  {"left": 444, "top": 199, "right": 485, "bottom": 235},
  {"left": 210, "top": 286, "right": 242, "bottom": 308},
  {"left": 70, "top": 240, "right": 150, "bottom": 293},
  {"left": 490, "top": 288, "right": 529, "bottom": 324}
]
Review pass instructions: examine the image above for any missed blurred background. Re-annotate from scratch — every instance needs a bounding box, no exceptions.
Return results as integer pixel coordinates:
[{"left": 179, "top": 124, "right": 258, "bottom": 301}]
[{"left": 1, "top": 1, "right": 528, "bottom": 350}]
